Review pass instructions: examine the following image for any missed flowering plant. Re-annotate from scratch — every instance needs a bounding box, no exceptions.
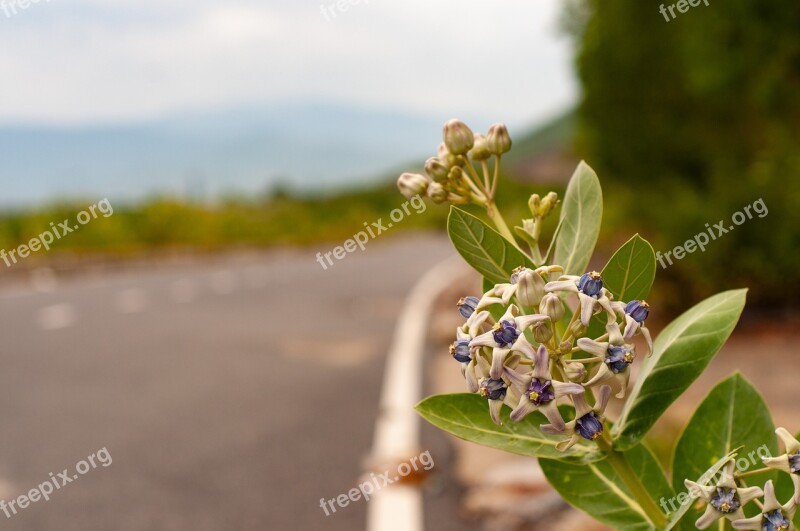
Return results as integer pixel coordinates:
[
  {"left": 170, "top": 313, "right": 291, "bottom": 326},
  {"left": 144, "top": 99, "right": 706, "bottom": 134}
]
[{"left": 398, "top": 120, "right": 799, "bottom": 530}]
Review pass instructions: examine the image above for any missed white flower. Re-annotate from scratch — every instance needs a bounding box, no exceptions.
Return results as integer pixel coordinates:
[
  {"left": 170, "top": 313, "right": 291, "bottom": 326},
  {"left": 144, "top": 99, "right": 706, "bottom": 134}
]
[
  {"left": 545, "top": 271, "right": 615, "bottom": 327},
  {"left": 684, "top": 460, "right": 763, "bottom": 529},
  {"left": 762, "top": 427, "right": 800, "bottom": 504},
  {"left": 503, "top": 345, "right": 584, "bottom": 432},
  {"left": 577, "top": 336, "right": 636, "bottom": 398},
  {"left": 732, "top": 480, "right": 796, "bottom": 530},
  {"left": 469, "top": 305, "right": 548, "bottom": 379}
]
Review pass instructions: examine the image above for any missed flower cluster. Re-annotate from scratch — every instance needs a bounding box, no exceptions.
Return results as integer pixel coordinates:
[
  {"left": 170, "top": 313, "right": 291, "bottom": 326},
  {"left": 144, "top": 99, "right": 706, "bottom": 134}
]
[
  {"left": 450, "top": 265, "right": 653, "bottom": 450},
  {"left": 684, "top": 429, "right": 800, "bottom": 530},
  {"left": 397, "top": 119, "right": 510, "bottom": 207}
]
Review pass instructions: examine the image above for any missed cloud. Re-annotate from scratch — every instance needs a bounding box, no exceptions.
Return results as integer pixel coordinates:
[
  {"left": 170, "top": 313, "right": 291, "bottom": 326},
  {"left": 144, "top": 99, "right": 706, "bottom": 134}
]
[{"left": 0, "top": 0, "right": 576, "bottom": 127}]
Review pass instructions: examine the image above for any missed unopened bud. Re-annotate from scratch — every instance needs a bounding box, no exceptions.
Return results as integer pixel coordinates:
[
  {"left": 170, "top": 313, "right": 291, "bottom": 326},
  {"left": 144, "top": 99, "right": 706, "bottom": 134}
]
[
  {"left": 568, "top": 320, "right": 587, "bottom": 339},
  {"left": 564, "top": 362, "right": 587, "bottom": 382},
  {"left": 539, "top": 293, "right": 565, "bottom": 322},
  {"left": 486, "top": 123, "right": 512, "bottom": 155},
  {"left": 397, "top": 173, "right": 429, "bottom": 199},
  {"left": 528, "top": 194, "right": 541, "bottom": 217},
  {"left": 532, "top": 320, "right": 552, "bottom": 344},
  {"left": 443, "top": 119, "right": 474, "bottom": 155},
  {"left": 514, "top": 267, "right": 546, "bottom": 307},
  {"left": 425, "top": 157, "right": 448, "bottom": 182},
  {"left": 469, "top": 134, "right": 491, "bottom": 161},
  {"left": 539, "top": 192, "right": 559, "bottom": 218},
  {"left": 438, "top": 143, "right": 465, "bottom": 168},
  {"left": 427, "top": 182, "right": 448, "bottom": 203}
]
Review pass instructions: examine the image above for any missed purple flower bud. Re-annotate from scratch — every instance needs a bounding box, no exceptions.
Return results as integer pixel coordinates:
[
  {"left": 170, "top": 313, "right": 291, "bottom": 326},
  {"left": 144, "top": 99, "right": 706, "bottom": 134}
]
[
  {"left": 450, "top": 340, "right": 471, "bottom": 363},
  {"left": 457, "top": 296, "right": 479, "bottom": 319},
  {"left": 577, "top": 272, "right": 603, "bottom": 298},
  {"left": 606, "top": 346, "right": 634, "bottom": 374},
  {"left": 790, "top": 452, "right": 800, "bottom": 474},
  {"left": 710, "top": 487, "right": 741, "bottom": 514},
  {"left": 492, "top": 320, "right": 519, "bottom": 347},
  {"left": 478, "top": 378, "right": 507, "bottom": 401},
  {"left": 624, "top": 300, "right": 650, "bottom": 323},
  {"left": 576, "top": 412, "right": 603, "bottom": 440},
  {"left": 763, "top": 510, "right": 791, "bottom": 530}
]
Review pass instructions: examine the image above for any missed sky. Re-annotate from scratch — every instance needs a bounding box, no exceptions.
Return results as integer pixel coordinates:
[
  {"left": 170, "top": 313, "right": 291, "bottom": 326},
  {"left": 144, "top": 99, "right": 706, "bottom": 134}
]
[{"left": 0, "top": 0, "right": 577, "bottom": 129}]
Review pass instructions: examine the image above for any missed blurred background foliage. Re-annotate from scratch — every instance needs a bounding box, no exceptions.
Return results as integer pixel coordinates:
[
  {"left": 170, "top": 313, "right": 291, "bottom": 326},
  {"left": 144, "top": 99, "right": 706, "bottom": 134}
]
[
  {"left": 2, "top": 0, "right": 798, "bottom": 314},
  {"left": 566, "top": 0, "right": 800, "bottom": 311}
]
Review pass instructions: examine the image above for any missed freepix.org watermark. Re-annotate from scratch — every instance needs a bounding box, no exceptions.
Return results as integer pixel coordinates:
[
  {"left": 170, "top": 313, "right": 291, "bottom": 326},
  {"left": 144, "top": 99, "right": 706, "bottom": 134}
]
[
  {"left": 659, "top": 445, "right": 770, "bottom": 515},
  {"left": 315, "top": 195, "right": 426, "bottom": 270},
  {"left": 1, "top": 0, "right": 52, "bottom": 19},
  {"left": 656, "top": 198, "right": 767, "bottom": 270},
  {"left": 319, "top": 450, "right": 434, "bottom": 516},
  {"left": 1, "top": 447, "right": 112, "bottom": 519},
  {"left": 319, "top": 0, "right": 368, "bottom": 21},
  {"left": 0, "top": 198, "right": 114, "bottom": 268}
]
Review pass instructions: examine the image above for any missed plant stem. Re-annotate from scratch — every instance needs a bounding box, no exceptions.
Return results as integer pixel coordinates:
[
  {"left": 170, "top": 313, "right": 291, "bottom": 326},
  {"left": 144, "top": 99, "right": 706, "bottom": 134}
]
[
  {"left": 486, "top": 201, "right": 517, "bottom": 244},
  {"left": 735, "top": 467, "right": 770, "bottom": 478},
  {"left": 596, "top": 435, "right": 668, "bottom": 528}
]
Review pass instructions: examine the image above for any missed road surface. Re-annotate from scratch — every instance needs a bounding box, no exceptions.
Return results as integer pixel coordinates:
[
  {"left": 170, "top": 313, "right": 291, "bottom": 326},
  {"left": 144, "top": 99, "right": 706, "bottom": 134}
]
[{"left": 0, "top": 234, "right": 455, "bottom": 530}]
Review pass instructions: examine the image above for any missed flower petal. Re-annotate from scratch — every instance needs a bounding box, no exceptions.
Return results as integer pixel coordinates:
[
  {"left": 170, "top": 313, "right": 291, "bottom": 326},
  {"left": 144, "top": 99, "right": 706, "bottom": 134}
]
[
  {"left": 555, "top": 434, "right": 581, "bottom": 452},
  {"left": 538, "top": 401, "right": 566, "bottom": 432},
  {"left": 551, "top": 380, "right": 584, "bottom": 399},
  {"left": 469, "top": 331, "right": 497, "bottom": 348},
  {"left": 576, "top": 338, "right": 609, "bottom": 357},
  {"left": 595, "top": 385, "right": 612, "bottom": 414},
  {"left": 762, "top": 480, "right": 781, "bottom": 512},
  {"left": 488, "top": 399, "right": 504, "bottom": 425},
  {"left": 640, "top": 325, "right": 654, "bottom": 356},
  {"left": 763, "top": 455, "right": 792, "bottom": 473},
  {"left": 578, "top": 293, "right": 595, "bottom": 326},
  {"left": 544, "top": 279, "right": 578, "bottom": 293},
  {"left": 584, "top": 362, "right": 613, "bottom": 389},
  {"left": 607, "top": 321, "right": 624, "bottom": 346},
  {"left": 731, "top": 515, "right": 763, "bottom": 530},
  {"left": 777, "top": 427, "right": 800, "bottom": 453},
  {"left": 532, "top": 344, "right": 550, "bottom": 379},
  {"left": 509, "top": 398, "right": 538, "bottom": 422},
  {"left": 490, "top": 348, "right": 511, "bottom": 379},
  {"left": 695, "top": 505, "right": 722, "bottom": 530}
]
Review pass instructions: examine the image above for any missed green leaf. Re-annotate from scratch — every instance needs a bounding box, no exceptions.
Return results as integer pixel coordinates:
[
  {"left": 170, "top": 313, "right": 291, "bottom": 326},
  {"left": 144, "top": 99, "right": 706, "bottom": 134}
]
[
  {"left": 613, "top": 289, "right": 747, "bottom": 450},
  {"left": 601, "top": 234, "right": 656, "bottom": 302},
  {"left": 552, "top": 161, "right": 603, "bottom": 275},
  {"left": 671, "top": 374, "right": 778, "bottom": 527},
  {"left": 541, "top": 443, "right": 673, "bottom": 530},
  {"left": 415, "top": 393, "right": 603, "bottom": 463},
  {"left": 665, "top": 451, "right": 739, "bottom": 530},
  {"left": 447, "top": 206, "right": 535, "bottom": 284}
]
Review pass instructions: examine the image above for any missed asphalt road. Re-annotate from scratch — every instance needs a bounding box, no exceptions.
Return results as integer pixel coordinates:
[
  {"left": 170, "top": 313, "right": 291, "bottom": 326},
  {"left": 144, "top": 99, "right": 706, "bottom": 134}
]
[{"left": 0, "top": 233, "right": 455, "bottom": 530}]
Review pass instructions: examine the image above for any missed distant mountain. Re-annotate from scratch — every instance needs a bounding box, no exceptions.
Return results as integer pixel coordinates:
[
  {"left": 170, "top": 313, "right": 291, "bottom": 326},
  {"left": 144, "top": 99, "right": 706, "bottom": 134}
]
[{"left": 0, "top": 104, "right": 448, "bottom": 208}]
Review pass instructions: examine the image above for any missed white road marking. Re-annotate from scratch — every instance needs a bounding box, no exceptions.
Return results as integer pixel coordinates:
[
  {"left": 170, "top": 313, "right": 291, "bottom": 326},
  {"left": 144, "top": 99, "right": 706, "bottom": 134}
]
[
  {"left": 169, "top": 279, "right": 198, "bottom": 303},
  {"left": 210, "top": 270, "right": 238, "bottom": 294},
  {"left": 114, "top": 288, "right": 148, "bottom": 313},
  {"left": 37, "top": 303, "right": 78, "bottom": 330},
  {"left": 367, "top": 256, "right": 463, "bottom": 531}
]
